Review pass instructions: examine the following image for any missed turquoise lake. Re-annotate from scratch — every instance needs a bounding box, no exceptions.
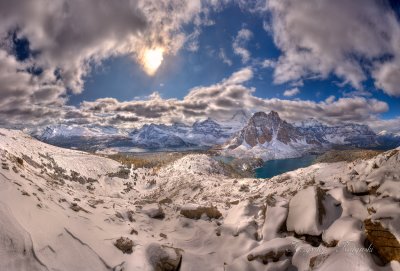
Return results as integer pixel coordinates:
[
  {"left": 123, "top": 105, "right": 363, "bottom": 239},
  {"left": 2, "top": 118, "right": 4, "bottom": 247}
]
[{"left": 255, "top": 155, "right": 317, "bottom": 178}]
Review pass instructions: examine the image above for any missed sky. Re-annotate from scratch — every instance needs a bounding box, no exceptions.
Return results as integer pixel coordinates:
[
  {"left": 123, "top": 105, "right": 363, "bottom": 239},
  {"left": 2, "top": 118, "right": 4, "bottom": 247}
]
[{"left": 1, "top": 0, "right": 400, "bottom": 133}]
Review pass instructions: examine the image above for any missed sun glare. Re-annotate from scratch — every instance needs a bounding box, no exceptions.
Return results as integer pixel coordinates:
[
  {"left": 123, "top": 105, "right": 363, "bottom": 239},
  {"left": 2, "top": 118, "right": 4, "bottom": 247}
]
[{"left": 141, "top": 48, "right": 164, "bottom": 75}]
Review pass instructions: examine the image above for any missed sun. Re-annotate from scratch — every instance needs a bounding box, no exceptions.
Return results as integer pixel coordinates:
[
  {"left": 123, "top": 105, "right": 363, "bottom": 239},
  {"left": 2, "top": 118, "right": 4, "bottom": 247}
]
[{"left": 140, "top": 48, "right": 164, "bottom": 75}]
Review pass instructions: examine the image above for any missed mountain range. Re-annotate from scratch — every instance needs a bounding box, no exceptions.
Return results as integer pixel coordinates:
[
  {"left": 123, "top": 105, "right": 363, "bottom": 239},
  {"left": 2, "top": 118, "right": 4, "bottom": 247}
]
[
  {"left": 33, "top": 111, "right": 399, "bottom": 159},
  {"left": 222, "top": 111, "right": 379, "bottom": 160}
]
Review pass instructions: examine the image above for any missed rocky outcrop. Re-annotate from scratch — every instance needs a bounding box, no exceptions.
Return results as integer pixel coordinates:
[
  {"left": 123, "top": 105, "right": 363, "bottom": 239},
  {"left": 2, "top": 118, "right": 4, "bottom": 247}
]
[
  {"left": 226, "top": 111, "right": 308, "bottom": 149},
  {"left": 364, "top": 219, "right": 400, "bottom": 263},
  {"left": 180, "top": 204, "right": 222, "bottom": 220},
  {"left": 223, "top": 111, "right": 323, "bottom": 160},
  {"left": 114, "top": 237, "right": 134, "bottom": 254}
]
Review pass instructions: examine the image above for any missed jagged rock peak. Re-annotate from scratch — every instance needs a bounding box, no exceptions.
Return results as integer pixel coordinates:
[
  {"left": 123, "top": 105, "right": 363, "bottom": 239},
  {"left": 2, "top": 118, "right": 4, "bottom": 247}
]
[{"left": 250, "top": 111, "right": 281, "bottom": 122}]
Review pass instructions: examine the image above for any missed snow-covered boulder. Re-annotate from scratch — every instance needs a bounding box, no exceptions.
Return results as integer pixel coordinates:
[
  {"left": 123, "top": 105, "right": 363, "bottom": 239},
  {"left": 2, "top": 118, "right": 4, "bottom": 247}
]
[
  {"left": 262, "top": 206, "right": 288, "bottom": 241},
  {"left": 223, "top": 200, "right": 261, "bottom": 237},
  {"left": 145, "top": 243, "right": 182, "bottom": 271},
  {"left": 286, "top": 186, "right": 325, "bottom": 236},
  {"left": 226, "top": 237, "right": 297, "bottom": 271},
  {"left": 322, "top": 216, "right": 363, "bottom": 245},
  {"left": 346, "top": 180, "right": 369, "bottom": 195},
  {"left": 141, "top": 204, "right": 165, "bottom": 219}
]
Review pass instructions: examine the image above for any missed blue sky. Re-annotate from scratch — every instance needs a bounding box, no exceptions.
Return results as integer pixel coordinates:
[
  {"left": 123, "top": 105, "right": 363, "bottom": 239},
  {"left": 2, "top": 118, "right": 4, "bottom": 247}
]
[{"left": 1, "top": 0, "right": 400, "bottom": 131}]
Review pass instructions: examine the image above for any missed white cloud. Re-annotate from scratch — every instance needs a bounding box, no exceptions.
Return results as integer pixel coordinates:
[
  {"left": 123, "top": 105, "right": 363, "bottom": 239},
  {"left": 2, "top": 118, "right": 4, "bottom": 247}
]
[
  {"left": 283, "top": 87, "right": 300, "bottom": 97},
  {"left": 218, "top": 48, "right": 233, "bottom": 66},
  {"left": 266, "top": 0, "right": 400, "bottom": 96},
  {"left": 325, "top": 95, "right": 335, "bottom": 104},
  {"left": 0, "top": 66, "right": 392, "bottom": 130},
  {"left": 223, "top": 67, "right": 253, "bottom": 84},
  {"left": 70, "top": 68, "right": 391, "bottom": 131},
  {"left": 0, "top": 0, "right": 226, "bottom": 126},
  {"left": 233, "top": 28, "right": 253, "bottom": 63},
  {"left": 373, "top": 60, "right": 400, "bottom": 96},
  {"left": 261, "top": 59, "right": 276, "bottom": 68},
  {"left": 369, "top": 117, "right": 400, "bottom": 134}
]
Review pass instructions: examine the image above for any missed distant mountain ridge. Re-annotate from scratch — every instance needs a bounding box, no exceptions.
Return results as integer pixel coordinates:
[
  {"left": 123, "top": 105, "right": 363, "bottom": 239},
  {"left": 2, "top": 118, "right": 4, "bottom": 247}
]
[
  {"left": 295, "top": 118, "right": 378, "bottom": 147},
  {"left": 222, "top": 111, "right": 389, "bottom": 160},
  {"left": 34, "top": 117, "right": 236, "bottom": 151},
  {"left": 33, "top": 111, "right": 399, "bottom": 156}
]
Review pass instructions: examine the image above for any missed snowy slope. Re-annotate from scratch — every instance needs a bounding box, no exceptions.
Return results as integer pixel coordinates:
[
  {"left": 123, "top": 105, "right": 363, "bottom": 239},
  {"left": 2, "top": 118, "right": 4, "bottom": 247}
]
[{"left": 0, "top": 128, "right": 399, "bottom": 271}]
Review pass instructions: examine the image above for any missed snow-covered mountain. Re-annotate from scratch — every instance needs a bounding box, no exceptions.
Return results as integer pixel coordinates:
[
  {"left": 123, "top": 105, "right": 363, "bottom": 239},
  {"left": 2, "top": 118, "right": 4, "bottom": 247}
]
[
  {"left": 129, "top": 123, "right": 193, "bottom": 149},
  {"left": 34, "top": 124, "right": 131, "bottom": 139},
  {"left": 33, "top": 124, "right": 133, "bottom": 151},
  {"left": 1, "top": 128, "right": 399, "bottom": 270},
  {"left": 222, "top": 111, "right": 389, "bottom": 160},
  {"left": 33, "top": 112, "right": 398, "bottom": 154},
  {"left": 129, "top": 118, "right": 233, "bottom": 149},
  {"left": 223, "top": 111, "right": 322, "bottom": 160},
  {"left": 224, "top": 109, "right": 251, "bottom": 130},
  {"left": 295, "top": 118, "right": 378, "bottom": 147},
  {"left": 35, "top": 117, "right": 235, "bottom": 151},
  {"left": 377, "top": 130, "right": 400, "bottom": 149}
]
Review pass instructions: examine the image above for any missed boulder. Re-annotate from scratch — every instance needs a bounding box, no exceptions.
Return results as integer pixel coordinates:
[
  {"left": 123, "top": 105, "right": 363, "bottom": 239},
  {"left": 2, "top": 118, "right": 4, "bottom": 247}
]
[
  {"left": 223, "top": 200, "right": 260, "bottom": 237},
  {"left": 180, "top": 204, "right": 221, "bottom": 220},
  {"left": 346, "top": 180, "right": 369, "bottom": 195},
  {"left": 146, "top": 243, "right": 182, "bottom": 271},
  {"left": 142, "top": 203, "right": 165, "bottom": 219},
  {"left": 286, "top": 186, "right": 325, "bottom": 235},
  {"left": 364, "top": 219, "right": 400, "bottom": 263},
  {"left": 114, "top": 237, "right": 134, "bottom": 254}
]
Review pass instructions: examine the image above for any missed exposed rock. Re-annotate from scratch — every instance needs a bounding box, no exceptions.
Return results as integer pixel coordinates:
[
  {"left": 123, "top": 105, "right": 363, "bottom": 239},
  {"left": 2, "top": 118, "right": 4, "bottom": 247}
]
[
  {"left": 364, "top": 219, "right": 400, "bottom": 263},
  {"left": 159, "top": 197, "right": 173, "bottom": 205},
  {"left": 180, "top": 204, "right": 222, "bottom": 220},
  {"left": 114, "top": 237, "right": 134, "bottom": 254},
  {"left": 16, "top": 157, "right": 24, "bottom": 165},
  {"left": 107, "top": 166, "right": 130, "bottom": 179},
  {"left": 21, "top": 190, "right": 30, "bottom": 196},
  {"left": 69, "top": 202, "right": 88, "bottom": 213},
  {"left": 225, "top": 111, "right": 309, "bottom": 149},
  {"left": 349, "top": 169, "right": 359, "bottom": 176}
]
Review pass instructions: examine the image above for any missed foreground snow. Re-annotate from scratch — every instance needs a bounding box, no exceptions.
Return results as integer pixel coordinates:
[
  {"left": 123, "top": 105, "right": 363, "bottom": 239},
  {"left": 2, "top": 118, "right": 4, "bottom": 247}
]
[{"left": 0, "top": 128, "right": 399, "bottom": 271}]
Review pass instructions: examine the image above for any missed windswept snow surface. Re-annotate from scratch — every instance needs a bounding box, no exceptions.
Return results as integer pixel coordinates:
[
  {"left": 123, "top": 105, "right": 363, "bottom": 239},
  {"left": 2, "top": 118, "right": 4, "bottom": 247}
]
[{"left": 0, "top": 128, "right": 399, "bottom": 271}]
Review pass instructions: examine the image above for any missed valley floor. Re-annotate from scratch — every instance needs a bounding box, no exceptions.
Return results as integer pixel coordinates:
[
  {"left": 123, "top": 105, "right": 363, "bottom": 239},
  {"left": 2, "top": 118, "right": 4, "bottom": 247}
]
[{"left": 0, "top": 128, "right": 399, "bottom": 271}]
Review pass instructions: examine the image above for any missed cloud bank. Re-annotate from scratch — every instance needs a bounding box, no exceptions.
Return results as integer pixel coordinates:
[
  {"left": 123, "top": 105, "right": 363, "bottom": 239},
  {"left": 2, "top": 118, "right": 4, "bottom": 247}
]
[
  {"left": 47, "top": 67, "right": 392, "bottom": 132},
  {"left": 265, "top": 0, "right": 400, "bottom": 96}
]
